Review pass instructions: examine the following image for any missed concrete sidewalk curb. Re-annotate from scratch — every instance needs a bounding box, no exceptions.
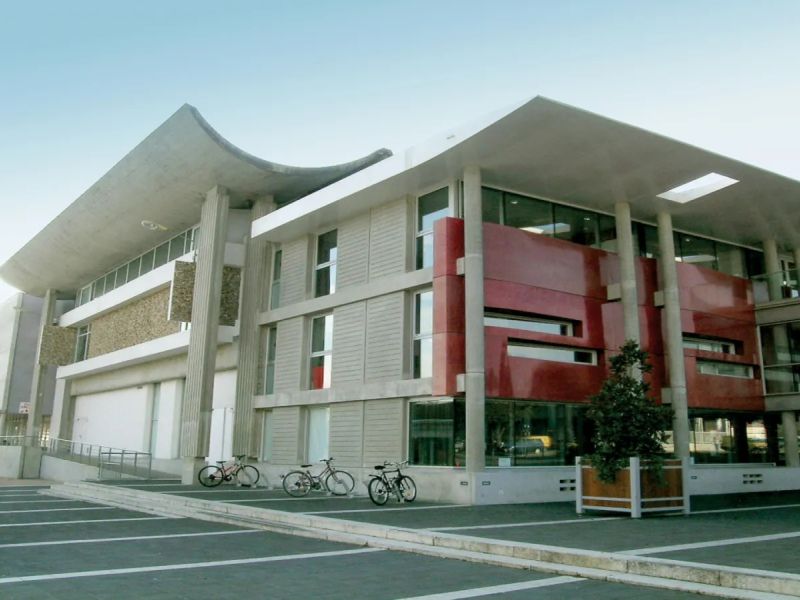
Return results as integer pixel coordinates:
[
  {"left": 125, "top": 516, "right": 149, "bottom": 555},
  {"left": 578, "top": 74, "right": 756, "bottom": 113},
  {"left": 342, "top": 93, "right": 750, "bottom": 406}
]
[{"left": 43, "top": 481, "right": 800, "bottom": 599}]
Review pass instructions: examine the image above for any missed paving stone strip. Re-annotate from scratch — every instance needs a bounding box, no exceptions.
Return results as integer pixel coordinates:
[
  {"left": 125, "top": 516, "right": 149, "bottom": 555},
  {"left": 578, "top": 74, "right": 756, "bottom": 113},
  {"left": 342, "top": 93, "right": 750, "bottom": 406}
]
[{"left": 43, "top": 481, "right": 800, "bottom": 599}]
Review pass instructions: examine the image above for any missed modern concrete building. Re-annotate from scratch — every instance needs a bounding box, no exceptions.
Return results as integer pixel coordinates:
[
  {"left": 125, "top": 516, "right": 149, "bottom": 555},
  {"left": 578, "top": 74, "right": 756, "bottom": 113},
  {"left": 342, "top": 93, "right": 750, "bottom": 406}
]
[{"left": 2, "top": 97, "right": 799, "bottom": 502}]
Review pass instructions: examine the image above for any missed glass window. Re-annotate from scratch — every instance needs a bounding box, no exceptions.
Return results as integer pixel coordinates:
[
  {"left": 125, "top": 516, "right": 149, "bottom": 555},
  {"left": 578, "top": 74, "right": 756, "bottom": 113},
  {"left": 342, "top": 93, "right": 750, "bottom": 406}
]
[
  {"left": 168, "top": 232, "right": 187, "bottom": 261},
  {"left": 416, "top": 188, "right": 449, "bottom": 269},
  {"left": 553, "top": 204, "right": 600, "bottom": 247},
  {"left": 481, "top": 187, "right": 502, "bottom": 224},
  {"left": 696, "top": 360, "right": 753, "bottom": 378},
  {"left": 503, "top": 193, "right": 554, "bottom": 235},
  {"left": 153, "top": 242, "right": 170, "bottom": 269},
  {"left": 409, "top": 399, "right": 465, "bottom": 467},
  {"left": 314, "top": 231, "right": 337, "bottom": 298},
  {"left": 74, "top": 325, "right": 91, "bottom": 362},
  {"left": 103, "top": 273, "right": 115, "bottom": 294},
  {"left": 270, "top": 249, "right": 282, "bottom": 309},
  {"left": 745, "top": 249, "right": 766, "bottom": 279},
  {"left": 677, "top": 234, "right": 718, "bottom": 271},
  {"left": 413, "top": 290, "right": 433, "bottom": 378},
  {"left": 264, "top": 326, "right": 277, "bottom": 395},
  {"left": 306, "top": 406, "right": 330, "bottom": 462},
  {"left": 77, "top": 285, "right": 92, "bottom": 306},
  {"left": 309, "top": 314, "right": 333, "bottom": 389},
  {"left": 716, "top": 242, "right": 746, "bottom": 278},
  {"left": 140, "top": 249, "right": 155, "bottom": 275},
  {"left": 260, "top": 410, "right": 273, "bottom": 461},
  {"left": 126, "top": 257, "right": 141, "bottom": 283},
  {"left": 485, "top": 311, "right": 573, "bottom": 336},
  {"left": 636, "top": 223, "right": 660, "bottom": 258},
  {"left": 507, "top": 342, "right": 596, "bottom": 365},
  {"left": 683, "top": 335, "right": 736, "bottom": 354},
  {"left": 113, "top": 265, "right": 127, "bottom": 290}
]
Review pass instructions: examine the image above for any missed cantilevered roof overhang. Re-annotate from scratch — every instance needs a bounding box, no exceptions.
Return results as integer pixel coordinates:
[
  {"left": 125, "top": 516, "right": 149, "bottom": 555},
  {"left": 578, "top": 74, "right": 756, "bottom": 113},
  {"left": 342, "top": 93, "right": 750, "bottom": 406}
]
[
  {"left": 253, "top": 96, "right": 800, "bottom": 254},
  {"left": 0, "top": 105, "right": 391, "bottom": 296}
]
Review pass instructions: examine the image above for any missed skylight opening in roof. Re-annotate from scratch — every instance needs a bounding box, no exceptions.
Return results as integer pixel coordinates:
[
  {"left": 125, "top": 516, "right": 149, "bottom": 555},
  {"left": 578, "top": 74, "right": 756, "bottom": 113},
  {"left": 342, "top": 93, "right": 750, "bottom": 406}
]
[{"left": 657, "top": 173, "right": 739, "bottom": 203}]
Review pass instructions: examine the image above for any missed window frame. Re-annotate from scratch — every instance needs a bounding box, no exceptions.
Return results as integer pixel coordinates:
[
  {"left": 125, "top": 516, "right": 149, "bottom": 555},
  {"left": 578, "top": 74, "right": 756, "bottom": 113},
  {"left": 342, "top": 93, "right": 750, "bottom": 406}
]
[
  {"left": 309, "top": 313, "right": 334, "bottom": 390},
  {"left": 415, "top": 187, "right": 450, "bottom": 270},
  {"left": 74, "top": 324, "right": 91, "bottom": 362},
  {"left": 264, "top": 325, "right": 278, "bottom": 395},
  {"left": 412, "top": 288, "right": 434, "bottom": 378},
  {"left": 314, "top": 230, "right": 338, "bottom": 298},
  {"left": 269, "top": 247, "right": 282, "bottom": 309}
]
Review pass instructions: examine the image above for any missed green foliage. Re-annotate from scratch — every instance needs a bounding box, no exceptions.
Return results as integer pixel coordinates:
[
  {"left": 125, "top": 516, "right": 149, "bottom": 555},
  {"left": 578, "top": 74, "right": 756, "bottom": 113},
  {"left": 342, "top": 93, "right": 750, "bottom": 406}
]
[{"left": 587, "top": 340, "right": 674, "bottom": 483}]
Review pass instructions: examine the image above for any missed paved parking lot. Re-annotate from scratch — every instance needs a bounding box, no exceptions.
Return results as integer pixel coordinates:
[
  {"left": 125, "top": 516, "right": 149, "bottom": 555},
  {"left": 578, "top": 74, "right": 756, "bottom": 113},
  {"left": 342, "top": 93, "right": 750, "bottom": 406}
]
[
  {"left": 0, "top": 482, "right": 719, "bottom": 599},
  {"left": 102, "top": 480, "right": 800, "bottom": 578}
]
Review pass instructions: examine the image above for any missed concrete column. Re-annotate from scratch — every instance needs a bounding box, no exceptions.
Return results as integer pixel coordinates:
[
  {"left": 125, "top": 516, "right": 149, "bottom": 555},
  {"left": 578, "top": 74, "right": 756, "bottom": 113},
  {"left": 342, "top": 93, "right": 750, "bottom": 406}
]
[
  {"left": 232, "top": 196, "right": 274, "bottom": 458},
  {"left": 25, "top": 289, "right": 56, "bottom": 445},
  {"left": 181, "top": 185, "right": 230, "bottom": 483},
  {"left": 762, "top": 239, "right": 783, "bottom": 301},
  {"left": 657, "top": 212, "right": 690, "bottom": 459},
  {"left": 49, "top": 378, "right": 73, "bottom": 441},
  {"left": 782, "top": 411, "right": 800, "bottom": 467},
  {"left": 614, "top": 202, "right": 640, "bottom": 345},
  {"left": 463, "top": 166, "right": 486, "bottom": 477}
]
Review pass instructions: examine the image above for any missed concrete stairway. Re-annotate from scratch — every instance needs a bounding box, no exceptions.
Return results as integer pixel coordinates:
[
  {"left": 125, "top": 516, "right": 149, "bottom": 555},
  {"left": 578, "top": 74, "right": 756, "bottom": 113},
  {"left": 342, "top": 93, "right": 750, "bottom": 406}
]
[{"left": 43, "top": 481, "right": 800, "bottom": 600}]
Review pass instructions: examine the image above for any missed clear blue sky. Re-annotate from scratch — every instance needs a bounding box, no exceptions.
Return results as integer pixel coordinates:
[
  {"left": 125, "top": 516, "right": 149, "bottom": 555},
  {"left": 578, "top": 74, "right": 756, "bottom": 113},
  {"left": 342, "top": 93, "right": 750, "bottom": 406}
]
[{"left": 1, "top": 0, "right": 799, "bottom": 300}]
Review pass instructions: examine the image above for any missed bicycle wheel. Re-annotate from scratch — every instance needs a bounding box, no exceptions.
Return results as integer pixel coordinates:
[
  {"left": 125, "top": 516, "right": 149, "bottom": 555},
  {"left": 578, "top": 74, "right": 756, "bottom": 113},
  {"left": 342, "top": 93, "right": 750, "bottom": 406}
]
[
  {"left": 398, "top": 475, "right": 417, "bottom": 502},
  {"left": 325, "top": 470, "right": 355, "bottom": 496},
  {"left": 198, "top": 465, "right": 224, "bottom": 487},
  {"left": 368, "top": 477, "right": 389, "bottom": 505},
  {"left": 282, "top": 471, "right": 312, "bottom": 497},
  {"left": 236, "top": 465, "right": 260, "bottom": 487}
]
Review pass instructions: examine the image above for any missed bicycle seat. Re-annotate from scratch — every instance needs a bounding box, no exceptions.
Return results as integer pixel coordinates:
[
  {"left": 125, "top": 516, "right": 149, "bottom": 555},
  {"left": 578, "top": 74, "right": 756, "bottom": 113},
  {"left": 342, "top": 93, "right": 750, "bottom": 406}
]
[
  {"left": 374, "top": 465, "right": 384, "bottom": 470},
  {"left": 301, "top": 464, "right": 312, "bottom": 468}
]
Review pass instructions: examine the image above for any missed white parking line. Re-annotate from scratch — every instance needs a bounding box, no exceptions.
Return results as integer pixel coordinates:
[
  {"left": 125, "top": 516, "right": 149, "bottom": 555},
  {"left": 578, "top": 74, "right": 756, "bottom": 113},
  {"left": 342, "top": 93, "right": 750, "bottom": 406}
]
[
  {"left": 0, "top": 499, "right": 73, "bottom": 505},
  {"left": 307, "top": 504, "right": 463, "bottom": 515},
  {"left": 0, "top": 507, "right": 115, "bottom": 514},
  {"left": 691, "top": 503, "right": 800, "bottom": 515},
  {"left": 0, "top": 547, "right": 382, "bottom": 584},
  {"left": 430, "top": 516, "right": 624, "bottom": 531},
  {"left": 0, "top": 516, "right": 178, "bottom": 528},
  {"left": 0, "top": 529, "right": 262, "bottom": 548},
  {"left": 397, "top": 576, "right": 582, "bottom": 599},
  {"left": 623, "top": 530, "right": 800, "bottom": 556}
]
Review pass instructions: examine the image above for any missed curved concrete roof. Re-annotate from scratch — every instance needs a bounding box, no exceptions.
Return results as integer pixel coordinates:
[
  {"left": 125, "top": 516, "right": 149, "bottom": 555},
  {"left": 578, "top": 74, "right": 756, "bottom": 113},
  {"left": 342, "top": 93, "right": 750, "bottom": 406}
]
[
  {"left": 254, "top": 96, "right": 800, "bottom": 255},
  {"left": 0, "top": 105, "right": 391, "bottom": 296}
]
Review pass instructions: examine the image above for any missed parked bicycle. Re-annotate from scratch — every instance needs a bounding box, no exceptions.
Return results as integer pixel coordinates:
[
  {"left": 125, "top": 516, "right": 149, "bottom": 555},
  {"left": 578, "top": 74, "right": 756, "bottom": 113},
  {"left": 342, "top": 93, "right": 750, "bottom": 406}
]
[
  {"left": 367, "top": 460, "right": 416, "bottom": 505},
  {"left": 198, "top": 455, "right": 261, "bottom": 488},
  {"left": 282, "top": 457, "right": 355, "bottom": 497}
]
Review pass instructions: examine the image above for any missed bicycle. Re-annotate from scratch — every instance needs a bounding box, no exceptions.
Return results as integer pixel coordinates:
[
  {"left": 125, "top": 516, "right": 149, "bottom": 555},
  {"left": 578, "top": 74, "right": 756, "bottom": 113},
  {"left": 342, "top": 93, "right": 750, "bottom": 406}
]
[
  {"left": 198, "top": 455, "right": 261, "bottom": 488},
  {"left": 367, "top": 460, "right": 416, "bottom": 505},
  {"left": 281, "top": 457, "right": 355, "bottom": 497}
]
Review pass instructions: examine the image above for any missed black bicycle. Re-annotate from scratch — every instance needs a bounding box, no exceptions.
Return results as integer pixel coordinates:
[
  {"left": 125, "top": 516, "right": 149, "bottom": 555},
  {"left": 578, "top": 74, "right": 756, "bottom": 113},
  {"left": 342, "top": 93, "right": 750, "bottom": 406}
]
[
  {"left": 282, "top": 457, "right": 355, "bottom": 497},
  {"left": 367, "top": 460, "right": 416, "bottom": 505},
  {"left": 198, "top": 455, "right": 260, "bottom": 487}
]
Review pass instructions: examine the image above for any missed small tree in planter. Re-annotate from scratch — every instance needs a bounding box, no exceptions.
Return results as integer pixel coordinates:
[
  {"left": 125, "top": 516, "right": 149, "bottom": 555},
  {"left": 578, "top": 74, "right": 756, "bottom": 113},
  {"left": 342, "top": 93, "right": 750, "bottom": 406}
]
[{"left": 577, "top": 340, "right": 686, "bottom": 517}]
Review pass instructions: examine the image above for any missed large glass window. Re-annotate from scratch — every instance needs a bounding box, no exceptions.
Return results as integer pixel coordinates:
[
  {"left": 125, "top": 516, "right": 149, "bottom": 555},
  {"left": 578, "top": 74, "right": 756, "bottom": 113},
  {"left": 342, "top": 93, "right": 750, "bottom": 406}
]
[
  {"left": 683, "top": 335, "right": 736, "bottom": 354},
  {"left": 260, "top": 410, "right": 273, "bottom": 461},
  {"left": 760, "top": 322, "right": 800, "bottom": 394},
  {"left": 413, "top": 289, "right": 433, "bottom": 378},
  {"left": 314, "top": 230, "right": 337, "bottom": 298},
  {"left": 409, "top": 399, "right": 465, "bottom": 467},
  {"left": 264, "top": 326, "right": 277, "bottom": 395},
  {"left": 309, "top": 314, "right": 333, "bottom": 390},
  {"left": 416, "top": 188, "right": 449, "bottom": 269},
  {"left": 77, "top": 227, "right": 198, "bottom": 307},
  {"left": 676, "top": 234, "right": 718, "bottom": 271},
  {"left": 485, "top": 400, "right": 588, "bottom": 467},
  {"left": 503, "top": 193, "right": 555, "bottom": 234},
  {"left": 696, "top": 360, "right": 753, "bottom": 378},
  {"left": 74, "top": 325, "right": 91, "bottom": 362},
  {"left": 507, "top": 342, "right": 596, "bottom": 365},
  {"left": 485, "top": 311, "right": 573, "bottom": 336},
  {"left": 270, "top": 248, "right": 282, "bottom": 309},
  {"left": 306, "top": 406, "right": 330, "bottom": 462}
]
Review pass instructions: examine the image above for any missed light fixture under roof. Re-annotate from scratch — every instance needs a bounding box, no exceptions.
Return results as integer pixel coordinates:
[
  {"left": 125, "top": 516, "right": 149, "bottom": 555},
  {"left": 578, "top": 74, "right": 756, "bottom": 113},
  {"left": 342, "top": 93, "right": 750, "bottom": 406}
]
[
  {"left": 141, "top": 220, "right": 168, "bottom": 232},
  {"left": 657, "top": 173, "right": 738, "bottom": 203}
]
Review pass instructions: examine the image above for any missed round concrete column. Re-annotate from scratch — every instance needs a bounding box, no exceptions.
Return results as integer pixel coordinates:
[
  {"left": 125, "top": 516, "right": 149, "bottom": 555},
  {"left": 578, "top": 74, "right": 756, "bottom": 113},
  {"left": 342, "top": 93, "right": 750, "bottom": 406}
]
[
  {"left": 614, "top": 202, "right": 640, "bottom": 345},
  {"left": 657, "top": 211, "right": 690, "bottom": 459},
  {"left": 463, "top": 166, "right": 485, "bottom": 475},
  {"left": 762, "top": 239, "right": 783, "bottom": 301}
]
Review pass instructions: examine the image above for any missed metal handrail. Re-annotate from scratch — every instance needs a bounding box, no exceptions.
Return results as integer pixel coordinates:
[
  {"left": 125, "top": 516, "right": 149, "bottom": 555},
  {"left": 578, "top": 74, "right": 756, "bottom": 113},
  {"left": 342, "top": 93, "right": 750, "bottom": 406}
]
[{"left": 45, "top": 437, "right": 152, "bottom": 480}]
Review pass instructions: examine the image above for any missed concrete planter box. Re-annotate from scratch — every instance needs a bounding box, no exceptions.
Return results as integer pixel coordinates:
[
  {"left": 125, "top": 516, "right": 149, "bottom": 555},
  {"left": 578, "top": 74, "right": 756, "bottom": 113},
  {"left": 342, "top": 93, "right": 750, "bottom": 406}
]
[{"left": 576, "top": 456, "right": 689, "bottom": 518}]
